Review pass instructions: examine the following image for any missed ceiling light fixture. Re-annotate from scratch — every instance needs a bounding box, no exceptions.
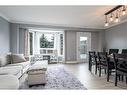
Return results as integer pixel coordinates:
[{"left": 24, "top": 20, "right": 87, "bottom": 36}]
[
  {"left": 110, "top": 13, "right": 113, "bottom": 22},
  {"left": 105, "top": 15, "right": 109, "bottom": 26},
  {"left": 104, "top": 5, "right": 126, "bottom": 27},
  {"left": 122, "top": 6, "right": 126, "bottom": 15},
  {"left": 114, "top": 10, "right": 120, "bottom": 23}
]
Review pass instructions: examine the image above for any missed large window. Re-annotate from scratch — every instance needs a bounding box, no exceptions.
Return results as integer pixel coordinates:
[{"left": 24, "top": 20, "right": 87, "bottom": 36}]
[
  {"left": 40, "top": 34, "right": 54, "bottom": 48},
  {"left": 28, "top": 28, "right": 65, "bottom": 62}
]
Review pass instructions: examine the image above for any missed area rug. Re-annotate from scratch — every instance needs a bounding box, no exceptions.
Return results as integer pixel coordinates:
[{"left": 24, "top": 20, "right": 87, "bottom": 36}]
[{"left": 19, "top": 66, "right": 87, "bottom": 90}]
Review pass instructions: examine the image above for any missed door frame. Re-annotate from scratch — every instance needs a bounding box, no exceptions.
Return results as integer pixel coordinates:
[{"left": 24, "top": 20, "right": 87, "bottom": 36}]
[{"left": 77, "top": 32, "right": 91, "bottom": 63}]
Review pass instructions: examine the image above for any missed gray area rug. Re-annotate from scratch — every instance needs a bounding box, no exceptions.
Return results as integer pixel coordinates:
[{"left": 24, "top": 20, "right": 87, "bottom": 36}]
[{"left": 19, "top": 66, "right": 87, "bottom": 90}]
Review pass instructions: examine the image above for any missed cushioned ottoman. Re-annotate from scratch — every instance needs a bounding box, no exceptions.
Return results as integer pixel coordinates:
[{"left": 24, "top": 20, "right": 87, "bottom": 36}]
[
  {"left": 27, "top": 60, "right": 48, "bottom": 86},
  {"left": 0, "top": 74, "right": 19, "bottom": 89}
]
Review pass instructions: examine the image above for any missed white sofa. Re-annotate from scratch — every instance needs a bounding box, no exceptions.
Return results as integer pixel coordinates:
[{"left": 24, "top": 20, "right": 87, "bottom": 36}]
[
  {"left": 0, "top": 74, "right": 19, "bottom": 89},
  {"left": 0, "top": 53, "right": 31, "bottom": 89},
  {"left": 0, "top": 61, "right": 30, "bottom": 78},
  {"left": 0, "top": 54, "right": 30, "bottom": 78}
]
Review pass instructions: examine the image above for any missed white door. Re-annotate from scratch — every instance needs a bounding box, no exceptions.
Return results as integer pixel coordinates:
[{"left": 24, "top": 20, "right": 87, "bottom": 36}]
[{"left": 77, "top": 32, "right": 91, "bottom": 63}]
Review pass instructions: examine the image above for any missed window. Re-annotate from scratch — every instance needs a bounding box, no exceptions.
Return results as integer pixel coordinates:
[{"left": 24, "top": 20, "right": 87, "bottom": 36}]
[
  {"left": 80, "top": 37, "right": 87, "bottom": 59},
  {"left": 40, "top": 34, "right": 54, "bottom": 48}
]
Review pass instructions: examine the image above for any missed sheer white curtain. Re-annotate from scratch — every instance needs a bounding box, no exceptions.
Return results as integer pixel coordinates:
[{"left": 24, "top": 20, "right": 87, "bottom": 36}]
[
  {"left": 19, "top": 28, "right": 29, "bottom": 56},
  {"left": 34, "top": 32, "right": 40, "bottom": 54}
]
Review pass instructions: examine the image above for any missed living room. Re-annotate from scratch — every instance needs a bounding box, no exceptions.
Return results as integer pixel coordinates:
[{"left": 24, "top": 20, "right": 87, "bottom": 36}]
[{"left": 0, "top": 2, "right": 127, "bottom": 92}]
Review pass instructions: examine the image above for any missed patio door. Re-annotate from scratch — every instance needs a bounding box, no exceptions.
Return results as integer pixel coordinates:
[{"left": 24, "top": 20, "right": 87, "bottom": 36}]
[{"left": 77, "top": 32, "right": 91, "bottom": 63}]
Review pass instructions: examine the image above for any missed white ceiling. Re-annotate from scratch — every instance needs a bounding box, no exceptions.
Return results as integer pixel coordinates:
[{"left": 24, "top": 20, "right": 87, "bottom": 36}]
[{"left": 0, "top": 6, "right": 116, "bottom": 29}]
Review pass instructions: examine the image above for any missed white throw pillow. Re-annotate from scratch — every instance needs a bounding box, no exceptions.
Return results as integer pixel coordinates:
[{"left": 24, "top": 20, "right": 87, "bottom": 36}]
[
  {"left": 0, "top": 55, "right": 9, "bottom": 67},
  {"left": 11, "top": 54, "right": 26, "bottom": 63}
]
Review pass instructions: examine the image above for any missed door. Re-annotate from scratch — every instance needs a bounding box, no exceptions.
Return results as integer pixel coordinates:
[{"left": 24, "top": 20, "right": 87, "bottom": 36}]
[{"left": 77, "top": 32, "right": 91, "bottom": 63}]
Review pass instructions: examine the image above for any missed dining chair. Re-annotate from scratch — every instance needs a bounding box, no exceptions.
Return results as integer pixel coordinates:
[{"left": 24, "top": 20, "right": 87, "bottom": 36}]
[
  {"left": 120, "top": 49, "right": 127, "bottom": 74},
  {"left": 98, "top": 52, "right": 115, "bottom": 82},
  {"left": 113, "top": 53, "right": 127, "bottom": 86},
  {"left": 89, "top": 51, "right": 99, "bottom": 74},
  {"left": 122, "top": 49, "right": 127, "bottom": 54},
  {"left": 109, "top": 49, "right": 119, "bottom": 55}
]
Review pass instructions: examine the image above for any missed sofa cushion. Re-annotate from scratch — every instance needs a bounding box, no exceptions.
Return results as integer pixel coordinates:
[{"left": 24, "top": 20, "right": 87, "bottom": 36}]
[
  {"left": 0, "top": 74, "right": 19, "bottom": 89},
  {"left": 0, "top": 54, "right": 11, "bottom": 67},
  {"left": 0, "top": 65, "right": 22, "bottom": 76},
  {"left": 27, "top": 61, "right": 48, "bottom": 73},
  {"left": 11, "top": 54, "right": 26, "bottom": 63},
  {"left": 8, "top": 61, "right": 30, "bottom": 69}
]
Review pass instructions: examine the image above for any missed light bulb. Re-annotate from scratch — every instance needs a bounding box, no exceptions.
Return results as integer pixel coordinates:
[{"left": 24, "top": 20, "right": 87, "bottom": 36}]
[
  {"left": 114, "top": 17, "right": 119, "bottom": 23},
  {"left": 105, "top": 22, "right": 109, "bottom": 26},
  {"left": 110, "top": 17, "right": 113, "bottom": 22},
  {"left": 122, "top": 10, "right": 126, "bottom": 15},
  {"left": 109, "top": 14, "right": 113, "bottom": 22}
]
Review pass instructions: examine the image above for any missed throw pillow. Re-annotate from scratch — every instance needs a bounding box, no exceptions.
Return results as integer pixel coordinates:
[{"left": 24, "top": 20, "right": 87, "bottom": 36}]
[
  {"left": 0, "top": 54, "right": 9, "bottom": 67},
  {"left": 11, "top": 54, "right": 26, "bottom": 63}
]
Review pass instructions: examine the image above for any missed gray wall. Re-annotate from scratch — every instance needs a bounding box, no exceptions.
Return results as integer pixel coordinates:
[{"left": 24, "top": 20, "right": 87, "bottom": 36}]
[
  {"left": 19, "top": 28, "right": 25, "bottom": 54},
  {"left": 65, "top": 30, "right": 103, "bottom": 62},
  {"left": 65, "top": 30, "right": 77, "bottom": 62},
  {"left": 98, "top": 31, "right": 105, "bottom": 52},
  {"left": 0, "top": 16, "right": 10, "bottom": 54},
  {"left": 91, "top": 31, "right": 104, "bottom": 52},
  {"left": 91, "top": 32, "right": 99, "bottom": 51},
  {"left": 10, "top": 24, "right": 26, "bottom": 54},
  {"left": 105, "top": 22, "right": 127, "bottom": 53},
  {"left": 10, "top": 23, "right": 19, "bottom": 53}
]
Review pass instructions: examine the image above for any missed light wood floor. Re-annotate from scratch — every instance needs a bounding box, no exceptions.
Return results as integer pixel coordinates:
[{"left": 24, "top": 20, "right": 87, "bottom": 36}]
[
  {"left": 49, "top": 63, "right": 127, "bottom": 89},
  {"left": 20, "top": 63, "right": 127, "bottom": 89}
]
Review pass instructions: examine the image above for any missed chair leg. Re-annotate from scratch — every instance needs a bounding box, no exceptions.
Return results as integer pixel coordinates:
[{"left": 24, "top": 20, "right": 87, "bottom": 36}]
[
  {"left": 104, "top": 69, "right": 106, "bottom": 74},
  {"left": 95, "top": 64, "right": 97, "bottom": 74},
  {"left": 107, "top": 69, "right": 110, "bottom": 82},
  {"left": 99, "top": 66, "right": 101, "bottom": 77},
  {"left": 126, "top": 77, "right": 127, "bottom": 84},
  {"left": 118, "top": 75, "right": 121, "bottom": 81},
  {"left": 88, "top": 59, "right": 91, "bottom": 71},
  {"left": 115, "top": 73, "right": 118, "bottom": 86},
  {"left": 109, "top": 70, "right": 112, "bottom": 75},
  {"left": 122, "top": 75, "right": 124, "bottom": 82}
]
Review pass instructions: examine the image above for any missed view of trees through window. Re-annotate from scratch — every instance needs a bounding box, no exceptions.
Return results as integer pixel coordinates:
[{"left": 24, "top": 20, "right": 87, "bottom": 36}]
[{"left": 40, "top": 34, "right": 54, "bottom": 48}]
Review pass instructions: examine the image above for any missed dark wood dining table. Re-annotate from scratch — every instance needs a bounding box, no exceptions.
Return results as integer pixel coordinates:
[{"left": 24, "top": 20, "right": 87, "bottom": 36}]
[{"left": 108, "top": 54, "right": 127, "bottom": 63}]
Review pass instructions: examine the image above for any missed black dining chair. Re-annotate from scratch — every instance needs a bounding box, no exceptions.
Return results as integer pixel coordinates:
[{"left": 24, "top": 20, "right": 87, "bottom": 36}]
[
  {"left": 109, "top": 49, "right": 119, "bottom": 55},
  {"left": 89, "top": 51, "right": 99, "bottom": 74},
  {"left": 113, "top": 53, "right": 127, "bottom": 86},
  {"left": 121, "top": 49, "right": 127, "bottom": 81},
  {"left": 98, "top": 52, "right": 115, "bottom": 82},
  {"left": 122, "top": 49, "right": 127, "bottom": 54}
]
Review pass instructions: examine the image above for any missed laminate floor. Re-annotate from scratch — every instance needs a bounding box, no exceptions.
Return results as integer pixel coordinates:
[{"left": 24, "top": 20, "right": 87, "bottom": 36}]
[
  {"left": 49, "top": 63, "right": 127, "bottom": 89},
  {"left": 19, "top": 63, "right": 127, "bottom": 89}
]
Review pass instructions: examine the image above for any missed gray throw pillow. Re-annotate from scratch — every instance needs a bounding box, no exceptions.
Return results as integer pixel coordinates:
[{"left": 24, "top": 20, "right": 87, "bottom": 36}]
[
  {"left": 0, "top": 54, "right": 9, "bottom": 67},
  {"left": 11, "top": 54, "right": 26, "bottom": 63}
]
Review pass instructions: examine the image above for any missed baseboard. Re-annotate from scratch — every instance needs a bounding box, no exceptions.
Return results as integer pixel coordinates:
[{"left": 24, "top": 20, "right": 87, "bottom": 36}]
[
  {"left": 65, "top": 61, "right": 88, "bottom": 64},
  {"left": 65, "top": 61, "right": 78, "bottom": 64}
]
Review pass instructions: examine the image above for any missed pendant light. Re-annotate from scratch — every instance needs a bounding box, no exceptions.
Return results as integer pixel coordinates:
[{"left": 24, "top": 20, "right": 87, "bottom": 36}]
[
  {"left": 122, "top": 6, "right": 126, "bottom": 15},
  {"left": 109, "top": 13, "right": 113, "bottom": 22},
  {"left": 105, "top": 15, "right": 109, "bottom": 26},
  {"left": 114, "top": 10, "right": 119, "bottom": 23}
]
